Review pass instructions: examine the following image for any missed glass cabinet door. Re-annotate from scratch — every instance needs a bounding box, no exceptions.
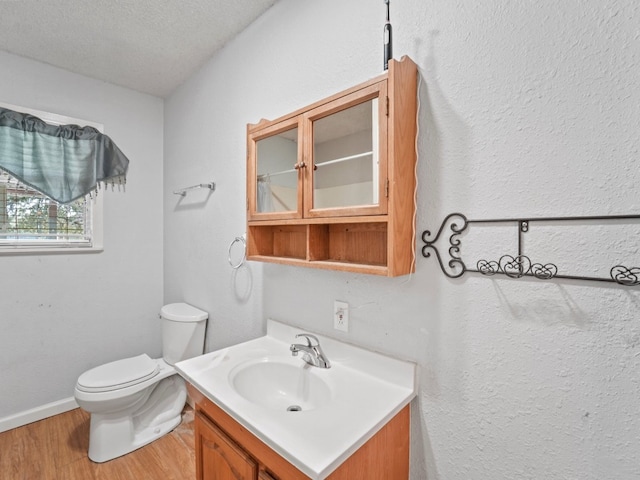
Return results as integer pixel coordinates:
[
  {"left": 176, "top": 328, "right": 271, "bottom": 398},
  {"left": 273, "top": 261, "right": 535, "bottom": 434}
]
[
  {"left": 247, "top": 117, "right": 303, "bottom": 220},
  {"left": 304, "top": 82, "right": 388, "bottom": 217}
]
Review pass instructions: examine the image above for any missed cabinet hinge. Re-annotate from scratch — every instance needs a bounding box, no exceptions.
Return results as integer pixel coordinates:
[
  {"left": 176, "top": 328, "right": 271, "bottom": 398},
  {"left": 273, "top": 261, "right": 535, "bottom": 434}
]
[
  {"left": 385, "top": 96, "right": 389, "bottom": 117},
  {"left": 385, "top": 178, "right": 389, "bottom": 197}
]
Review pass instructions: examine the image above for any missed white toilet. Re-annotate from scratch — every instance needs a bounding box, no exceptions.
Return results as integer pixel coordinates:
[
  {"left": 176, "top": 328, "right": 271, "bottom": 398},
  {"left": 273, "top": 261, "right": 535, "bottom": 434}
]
[{"left": 74, "top": 303, "right": 208, "bottom": 463}]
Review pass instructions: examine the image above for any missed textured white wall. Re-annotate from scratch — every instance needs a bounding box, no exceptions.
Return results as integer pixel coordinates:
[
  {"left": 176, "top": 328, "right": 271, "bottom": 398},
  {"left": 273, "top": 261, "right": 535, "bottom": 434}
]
[
  {"left": 0, "top": 52, "right": 164, "bottom": 418},
  {"left": 165, "top": 0, "right": 640, "bottom": 478}
]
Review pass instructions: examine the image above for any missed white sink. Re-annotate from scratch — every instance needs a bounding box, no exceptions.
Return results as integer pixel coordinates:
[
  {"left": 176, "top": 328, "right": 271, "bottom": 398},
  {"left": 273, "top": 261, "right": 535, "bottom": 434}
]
[
  {"left": 229, "top": 356, "right": 333, "bottom": 412},
  {"left": 175, "top": 319, "right": 416, "bottom": 480}
]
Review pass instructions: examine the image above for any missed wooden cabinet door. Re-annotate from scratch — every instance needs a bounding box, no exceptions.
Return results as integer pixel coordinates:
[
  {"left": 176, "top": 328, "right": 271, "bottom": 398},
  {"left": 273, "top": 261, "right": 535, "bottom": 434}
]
[
  {"left": 247, "top": 116, "right": 304, "bottom": 221},
  {"left": 303, "top": 81, "right": 388, "bottom": 219},
  {"left": 195, "top": 412, "right": 258, "bottom": 480},
  {"left": 258, "top": 470, "right": 278, "bottom": 480}
]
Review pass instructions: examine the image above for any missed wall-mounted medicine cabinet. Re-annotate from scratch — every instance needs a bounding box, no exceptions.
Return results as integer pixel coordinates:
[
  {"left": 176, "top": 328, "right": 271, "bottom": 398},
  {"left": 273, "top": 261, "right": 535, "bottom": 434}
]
[{"left": 246, "top": 56, "right": 417, "bottom": 276}]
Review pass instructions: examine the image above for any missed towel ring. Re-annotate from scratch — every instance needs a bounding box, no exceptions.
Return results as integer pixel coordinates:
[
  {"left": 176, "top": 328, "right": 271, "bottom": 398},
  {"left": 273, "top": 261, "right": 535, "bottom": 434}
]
[{"left": 228, "top": 235, "right": 246, "bottom": 269}]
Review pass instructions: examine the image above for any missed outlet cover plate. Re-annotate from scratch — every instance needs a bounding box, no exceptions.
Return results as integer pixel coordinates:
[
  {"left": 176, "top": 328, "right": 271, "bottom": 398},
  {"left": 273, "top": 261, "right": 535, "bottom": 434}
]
[{"left": 333, "top": 301, "right": 349, "bottom": 332}]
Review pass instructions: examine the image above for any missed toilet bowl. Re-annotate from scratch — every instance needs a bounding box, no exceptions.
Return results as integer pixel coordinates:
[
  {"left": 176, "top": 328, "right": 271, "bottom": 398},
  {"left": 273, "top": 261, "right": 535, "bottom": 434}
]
[{"left": 74, "top": 303, "right": 208, "bottom": 463}]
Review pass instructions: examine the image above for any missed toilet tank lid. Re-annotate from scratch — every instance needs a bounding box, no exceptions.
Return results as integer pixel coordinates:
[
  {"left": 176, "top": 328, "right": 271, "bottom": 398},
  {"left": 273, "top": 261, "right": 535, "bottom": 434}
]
[{"left": 161, "top": 303, "right": 208, "bottom": 322}]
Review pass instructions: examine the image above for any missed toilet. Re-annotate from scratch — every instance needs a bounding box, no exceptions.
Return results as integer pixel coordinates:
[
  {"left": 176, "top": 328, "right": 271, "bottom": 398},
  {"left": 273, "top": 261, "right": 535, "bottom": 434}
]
[{"left": 74, "top": 303, "right": 208, "bottom": 463}]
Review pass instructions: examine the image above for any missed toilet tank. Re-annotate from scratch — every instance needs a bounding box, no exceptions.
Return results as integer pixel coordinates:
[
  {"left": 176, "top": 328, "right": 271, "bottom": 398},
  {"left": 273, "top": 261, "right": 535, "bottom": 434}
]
[{"left": 160, "top": 303, "right": 208, "bottom": 365}]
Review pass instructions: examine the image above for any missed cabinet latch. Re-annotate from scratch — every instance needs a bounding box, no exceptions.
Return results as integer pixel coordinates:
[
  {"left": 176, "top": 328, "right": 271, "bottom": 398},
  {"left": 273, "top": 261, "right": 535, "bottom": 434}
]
[
  {"left": 385, "top": 178, "right": 389, "bottom": 197},
  {"left": 385, "top": 96, "right": 389, "bottom": 117}
]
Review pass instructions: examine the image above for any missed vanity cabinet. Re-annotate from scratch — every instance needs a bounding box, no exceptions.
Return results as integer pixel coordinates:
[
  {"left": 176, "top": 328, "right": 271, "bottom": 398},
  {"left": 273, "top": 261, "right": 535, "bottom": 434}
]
[
  {"left": 189, "top": 384, "right": 410, "bottom": 480},
  {"left": 196, "top": 411, "right": 258, "bottom": 479},
  {"left": 246, "top": 56, "right": 417, "bottom": 276}
]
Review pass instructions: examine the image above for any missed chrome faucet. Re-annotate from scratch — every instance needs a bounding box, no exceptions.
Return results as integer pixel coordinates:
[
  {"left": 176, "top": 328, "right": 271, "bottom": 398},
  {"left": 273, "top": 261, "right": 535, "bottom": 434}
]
[{"left": 290, "top": 333, "right": 331, "bottom": 369}]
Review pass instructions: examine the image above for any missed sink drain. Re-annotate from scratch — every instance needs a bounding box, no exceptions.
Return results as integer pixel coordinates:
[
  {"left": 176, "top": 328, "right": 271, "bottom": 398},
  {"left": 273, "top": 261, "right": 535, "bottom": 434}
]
[{"left": 287, "top": 405, "right": 302, "bottom": 412}]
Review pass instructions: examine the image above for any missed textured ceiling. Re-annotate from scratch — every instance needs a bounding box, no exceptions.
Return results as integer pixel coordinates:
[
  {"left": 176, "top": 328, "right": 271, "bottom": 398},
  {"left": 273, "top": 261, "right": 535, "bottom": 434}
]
[{"left": 0, "top": 0, "right": 277, "bottom": 97}]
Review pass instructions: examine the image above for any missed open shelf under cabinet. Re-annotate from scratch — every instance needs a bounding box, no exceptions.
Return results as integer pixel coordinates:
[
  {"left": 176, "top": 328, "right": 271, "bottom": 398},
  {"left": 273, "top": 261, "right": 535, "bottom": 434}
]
[{"left": 247, "top": 220, "right": 390, "bottom": 276}]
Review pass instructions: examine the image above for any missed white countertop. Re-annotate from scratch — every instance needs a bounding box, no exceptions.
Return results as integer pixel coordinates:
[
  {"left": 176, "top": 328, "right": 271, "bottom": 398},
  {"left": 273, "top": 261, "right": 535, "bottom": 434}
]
[{"left": 175, "top": 319, "right": 417, "bottom": 479}]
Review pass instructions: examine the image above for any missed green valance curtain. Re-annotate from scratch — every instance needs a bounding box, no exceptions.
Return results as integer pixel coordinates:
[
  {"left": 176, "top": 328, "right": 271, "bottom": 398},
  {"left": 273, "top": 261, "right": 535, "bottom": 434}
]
[{"left": 0, "top": 106, "right": 130, "bottom": 204}]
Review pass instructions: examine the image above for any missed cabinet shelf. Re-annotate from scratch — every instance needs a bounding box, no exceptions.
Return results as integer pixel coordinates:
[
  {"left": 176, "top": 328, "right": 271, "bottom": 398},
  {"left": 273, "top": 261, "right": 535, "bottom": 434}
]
[
  {"left": 249, "top": 215, "right": 388, "bottom": 226},
  {"left": 315, "top": 151, "right": 373, "bottom": 169},
  {"left": 246, "top": 255, "right": 389, "bottom": 276}
]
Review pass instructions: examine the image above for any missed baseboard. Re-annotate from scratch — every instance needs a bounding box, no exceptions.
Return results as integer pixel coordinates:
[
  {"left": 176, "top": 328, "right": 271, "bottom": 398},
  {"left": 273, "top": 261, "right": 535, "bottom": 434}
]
[{"left": 0, "top": 397, "right": 79, "bottom": 433}]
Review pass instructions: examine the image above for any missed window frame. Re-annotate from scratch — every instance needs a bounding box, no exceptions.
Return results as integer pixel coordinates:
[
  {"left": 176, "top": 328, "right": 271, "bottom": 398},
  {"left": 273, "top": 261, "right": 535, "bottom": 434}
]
[{"left": 0, "top": 102, "right": 104, "bottom": 255}]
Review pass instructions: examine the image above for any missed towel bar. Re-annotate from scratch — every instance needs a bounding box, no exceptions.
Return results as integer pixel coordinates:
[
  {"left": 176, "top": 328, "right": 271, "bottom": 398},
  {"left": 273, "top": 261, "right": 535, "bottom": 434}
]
[{"left": 173, "top": 182, "right": 215, "bottom": 197}]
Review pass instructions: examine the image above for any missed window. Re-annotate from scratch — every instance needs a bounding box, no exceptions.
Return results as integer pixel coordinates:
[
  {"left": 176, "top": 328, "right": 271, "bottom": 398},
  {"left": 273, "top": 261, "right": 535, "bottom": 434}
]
[{"left": 0, "top": 103, "right": 103, "bottom": 253}]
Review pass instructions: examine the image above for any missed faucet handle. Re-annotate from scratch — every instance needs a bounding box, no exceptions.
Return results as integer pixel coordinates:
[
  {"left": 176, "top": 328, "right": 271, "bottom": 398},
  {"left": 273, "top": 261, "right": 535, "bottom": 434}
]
[{"left": 295, "top": 333, "right": 319, "bottom": 347}]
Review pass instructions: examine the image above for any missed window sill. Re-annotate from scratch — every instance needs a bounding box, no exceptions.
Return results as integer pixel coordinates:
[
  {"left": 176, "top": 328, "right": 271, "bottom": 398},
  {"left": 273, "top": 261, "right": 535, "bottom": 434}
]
[{"left": 0, "top": 245, "right": 104, "bottom": 255}]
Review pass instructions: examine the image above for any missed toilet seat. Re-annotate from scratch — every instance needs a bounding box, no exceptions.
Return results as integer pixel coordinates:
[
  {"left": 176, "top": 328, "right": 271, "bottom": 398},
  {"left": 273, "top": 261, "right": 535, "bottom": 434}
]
[{"left": 77, "top": 354, "right": 160, "bottom": 393}]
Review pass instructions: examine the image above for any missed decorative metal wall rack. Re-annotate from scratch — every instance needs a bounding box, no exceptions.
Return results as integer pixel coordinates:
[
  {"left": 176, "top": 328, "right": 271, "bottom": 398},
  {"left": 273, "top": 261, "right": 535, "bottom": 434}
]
[{"left": 421, "top": 213, "right": 640, "bottom": 286}]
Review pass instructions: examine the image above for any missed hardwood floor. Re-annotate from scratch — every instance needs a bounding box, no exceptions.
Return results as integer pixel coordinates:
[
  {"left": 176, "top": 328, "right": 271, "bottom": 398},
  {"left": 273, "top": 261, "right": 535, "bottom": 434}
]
[{"left": 0, "top": 407, "right": 195, "bottom": 480}]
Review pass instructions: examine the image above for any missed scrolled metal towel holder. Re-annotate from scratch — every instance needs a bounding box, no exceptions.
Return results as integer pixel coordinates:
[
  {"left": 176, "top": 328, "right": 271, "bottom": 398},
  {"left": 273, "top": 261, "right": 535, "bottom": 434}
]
[{"left": 421, "top": 213, "right": 640, "bottom": 286}]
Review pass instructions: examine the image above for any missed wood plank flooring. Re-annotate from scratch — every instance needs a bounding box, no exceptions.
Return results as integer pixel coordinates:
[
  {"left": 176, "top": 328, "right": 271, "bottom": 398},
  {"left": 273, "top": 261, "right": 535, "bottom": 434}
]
[{"left": 0, "top": 407, "right": 195, "bottom": 480}]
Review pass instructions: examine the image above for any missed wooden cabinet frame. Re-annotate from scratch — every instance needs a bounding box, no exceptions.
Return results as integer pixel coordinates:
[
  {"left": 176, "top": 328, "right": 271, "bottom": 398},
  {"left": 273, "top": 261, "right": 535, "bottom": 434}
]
[{"left": 246, "top": 56, "right": 417, "bottom": 277}]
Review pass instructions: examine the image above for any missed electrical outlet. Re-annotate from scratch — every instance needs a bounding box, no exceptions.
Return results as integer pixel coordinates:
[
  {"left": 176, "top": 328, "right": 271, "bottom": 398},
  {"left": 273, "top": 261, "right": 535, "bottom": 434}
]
[{"left": 333, "top": 301, "right": 349, "bottom": 332}]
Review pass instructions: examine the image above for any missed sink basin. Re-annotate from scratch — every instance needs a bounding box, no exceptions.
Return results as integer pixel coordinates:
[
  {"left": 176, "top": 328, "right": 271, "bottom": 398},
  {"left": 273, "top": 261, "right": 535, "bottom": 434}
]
[
  {"left": 229, "top": 357, "right": 333, "bottom": 411},
  {"left": 174, "top": 319, "right": 416, "bottom": 480}
]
